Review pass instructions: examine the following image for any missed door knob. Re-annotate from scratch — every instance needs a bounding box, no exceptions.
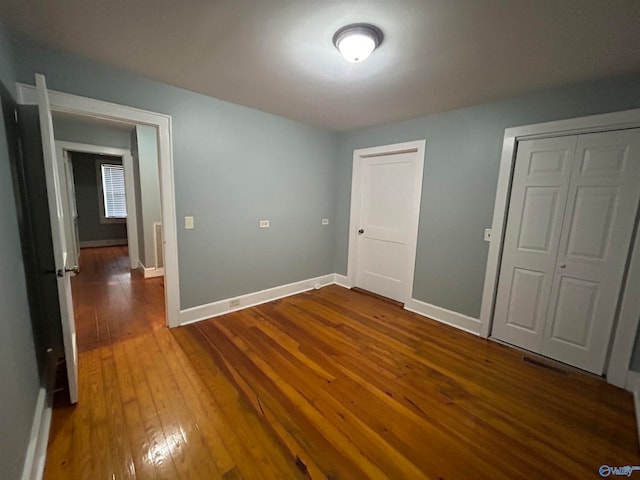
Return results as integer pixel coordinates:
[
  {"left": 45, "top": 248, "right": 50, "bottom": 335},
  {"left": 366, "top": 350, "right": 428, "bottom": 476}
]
[
  {"left": 559, "top": 263, "right": 566, "bottom": 269},
  {"left": 49, "top": 265, "right": 80, "bottom": 277},
  {"left": 358, "top": 229, "right": 364, "bottom": 235},
  {"left": 56, "top": 266, "right": 80, "bottom": 276}
]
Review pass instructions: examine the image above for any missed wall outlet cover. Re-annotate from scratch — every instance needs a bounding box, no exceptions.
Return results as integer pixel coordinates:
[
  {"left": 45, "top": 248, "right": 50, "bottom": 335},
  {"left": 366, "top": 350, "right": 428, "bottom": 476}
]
[
  {"left": 260, "top": 220, "right": 270, "bottom": 228},
  {"left": 484, "top": 228, "right": 492, "bottom": 241},
  {"left": 322, "top": 218, "right": 329, "bottom": 225},
  {"left": 185, "top": 216, "right": 194, "bottom": 229}
]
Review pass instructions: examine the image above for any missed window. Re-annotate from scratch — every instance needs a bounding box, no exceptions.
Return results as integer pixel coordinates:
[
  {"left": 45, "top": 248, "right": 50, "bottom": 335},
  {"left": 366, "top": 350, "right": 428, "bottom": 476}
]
[{"left": 98, "top": 162, "right": 127, "bottom": 222}]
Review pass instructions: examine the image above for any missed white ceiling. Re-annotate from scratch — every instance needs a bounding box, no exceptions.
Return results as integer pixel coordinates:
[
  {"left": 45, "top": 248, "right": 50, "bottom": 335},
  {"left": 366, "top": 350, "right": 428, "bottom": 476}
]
[{"left": 2, "top": 0, "right": 640, "bottom": 131}]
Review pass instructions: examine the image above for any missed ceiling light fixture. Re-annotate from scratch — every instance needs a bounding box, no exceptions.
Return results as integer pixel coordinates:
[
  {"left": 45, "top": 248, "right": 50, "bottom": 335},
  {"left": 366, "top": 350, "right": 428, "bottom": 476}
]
[{"left": 332, "top": 23, "right": 383, "bottom": 63}]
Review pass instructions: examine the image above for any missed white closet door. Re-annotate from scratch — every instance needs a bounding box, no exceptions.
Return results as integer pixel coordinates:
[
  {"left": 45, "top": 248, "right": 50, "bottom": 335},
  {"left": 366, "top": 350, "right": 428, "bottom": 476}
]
[
  {"left": 543, "top": 129, "right": 640, "bottom": 374},
  {"left": 492, "top": 136, "right": 577, "bottom": 351}
]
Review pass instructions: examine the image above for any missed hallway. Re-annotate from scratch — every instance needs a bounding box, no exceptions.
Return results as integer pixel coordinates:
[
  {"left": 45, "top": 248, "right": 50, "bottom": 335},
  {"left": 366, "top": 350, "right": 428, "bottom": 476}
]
[{"left": 71, "top": 246, "right": 165, "bottom": 352}]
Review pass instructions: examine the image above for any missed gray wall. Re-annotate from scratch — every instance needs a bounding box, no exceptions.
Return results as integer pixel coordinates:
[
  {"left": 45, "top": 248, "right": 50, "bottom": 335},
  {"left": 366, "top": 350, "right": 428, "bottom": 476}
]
[
  {"left": 336, "top": 72, "right": 640, "bottom": 320},
  {"left": 71, "top": 152, "right": 127, "bottom": 243},
  {"left": 133, "top": 125, "right": 161, "bottom": 268},
  {"left": 0, "top": 24, "right": 41, "bottom": 480},
  {"left": 53, "top": 114, "right": 132, "bottom": 150},
  {"left": 12, "top": 37, "right": 338, "bottom": 309}
]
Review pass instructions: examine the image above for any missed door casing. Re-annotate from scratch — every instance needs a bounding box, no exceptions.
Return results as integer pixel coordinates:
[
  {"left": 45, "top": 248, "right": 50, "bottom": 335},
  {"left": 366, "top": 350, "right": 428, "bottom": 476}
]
[
  {"left": 56, "top": 141, "right": 138, "bottom": 270},
  {"left": 480, "top": 108, "right": 640, "bottom": 388},
  {"left": 347, "top": 140, "right": 426, "bottom": 305},
  {"left": 16, "top": 81, "right": 180, "bottom": 328}
]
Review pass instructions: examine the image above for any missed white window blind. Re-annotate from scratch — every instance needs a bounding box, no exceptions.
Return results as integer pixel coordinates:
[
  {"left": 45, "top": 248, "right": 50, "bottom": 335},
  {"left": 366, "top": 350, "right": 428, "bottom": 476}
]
[{"left": 101, "top": 163, "right": 127, "bottom": 218}]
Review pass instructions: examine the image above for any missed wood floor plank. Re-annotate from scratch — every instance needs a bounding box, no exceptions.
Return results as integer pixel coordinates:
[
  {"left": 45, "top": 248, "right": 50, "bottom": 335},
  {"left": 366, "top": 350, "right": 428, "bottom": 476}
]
[
  {"left": 120, "top": 337, "right": 181, "bottom": 480},
  {"left": 153, "top": 328, "right": 236, "bottom": 476},
  {"left": 142, "top": 331, "right": 223, "bottom": 479},
  {"left": 215, "top": 318, "right": 443, "bottom": 479},
  {"left": 305, "top": 290, "right": 637, "bottom": 452},
  {"left": 189, "top": 320, "right": 364, "bottom": 479},
  {"left": 194, "top": 288, "right": 640, "bottom": 479},
  {"left": 44, "top": 247, "right": 639, "bottom": 479},
  {"left": 112, "top": 340, "right": 160, "bottom": 480},
  {"left": 172, "top": 327, "right": 307, "bottom": 480},
  {"left": 191, "top": 323, "right": 380, "bottom": 479},
  {"left": 243, "top": 305, "right": 564, "bottom": 478},
  {"left": 42, "top": 390, "right": 74, "bottom": 477}
]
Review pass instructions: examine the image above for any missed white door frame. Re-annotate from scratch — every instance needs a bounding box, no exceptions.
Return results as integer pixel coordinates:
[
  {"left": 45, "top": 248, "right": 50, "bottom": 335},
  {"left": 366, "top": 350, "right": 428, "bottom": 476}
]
[
  {"left": 17, "top": 82, "right": 180, "bottom": 328},
  {"left": 479, "top": 108, "right": 640, "bottom": 388},
  {"left": 55, "top": 141, "right": 138, "bottom": 269},
  {"left": 346, "top": 139, "right": 426, "bottom": 304}
]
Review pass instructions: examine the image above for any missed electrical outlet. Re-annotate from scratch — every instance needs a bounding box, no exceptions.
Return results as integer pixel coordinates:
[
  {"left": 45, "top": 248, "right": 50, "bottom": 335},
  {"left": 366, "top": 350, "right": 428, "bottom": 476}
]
[
  {"left": 185, "top": 216, "right": 194, "bottom": 229},
  {"left": 322, "top": 218, "right": 329, "bottom": 225},
  {"left": 229, "top": 299, "right": 240, "bottom": 307},
  {"left": 260, "top": 220, "right": 270, "bottom": 228},
  {"left": 484, "top": 228, "right": 492, "bottom": 242}
]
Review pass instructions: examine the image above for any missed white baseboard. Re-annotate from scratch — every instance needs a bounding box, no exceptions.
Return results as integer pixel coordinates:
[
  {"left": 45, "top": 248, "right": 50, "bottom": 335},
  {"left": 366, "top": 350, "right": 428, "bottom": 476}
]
[
  {"left": 177, "top": 273, "right": 482, "bottom": 339},
  {"left": 80, "top": 239, "right": 127, "bottom": 248},
  {"left": 405, "top": 298, "right": 482, "bottom": 336},
  {"left": 21, "top": 388, "right": 51, "bottom": 480},
  {"left": 179, "top": 274, "right": 336, "bottom": 326},
  {"left": 144, "top": 267, "right": 164, "bottom": 279},
  {"left": 137, "top": 261, "right": 164, "bottom": 279},
  {"left": 334, "top": 273, "right": 351, "bottom": 289}
]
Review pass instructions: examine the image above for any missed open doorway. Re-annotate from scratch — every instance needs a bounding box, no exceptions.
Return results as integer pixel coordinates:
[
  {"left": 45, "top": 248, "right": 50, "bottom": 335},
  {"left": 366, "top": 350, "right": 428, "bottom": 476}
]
[
  {"left": 51, "top": 112, "right": 166, "bottom": 352},
  {"left": 20, "top": 76, "right": 179, "bottom": 404}
]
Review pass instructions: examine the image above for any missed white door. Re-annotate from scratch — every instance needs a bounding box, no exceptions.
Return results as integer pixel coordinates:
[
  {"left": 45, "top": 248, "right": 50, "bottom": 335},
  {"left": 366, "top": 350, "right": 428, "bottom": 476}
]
[
  {"left": 62, "top": 150, "right": 80, "bottom": 267},
  {"left": 492, "top": 136, "right": 577, "bottom": 352},
  {"left": 36, "top": 74, "right": 79, "bottom": 403},
  {"left": 493, "top": 129, "right": 640, "bottom": 374},
  {"left": 543, "top": 129, "right": 640, "bottom": 373},
  {"left": 350, "top": 143, "right": 425, "bottom": 303}
]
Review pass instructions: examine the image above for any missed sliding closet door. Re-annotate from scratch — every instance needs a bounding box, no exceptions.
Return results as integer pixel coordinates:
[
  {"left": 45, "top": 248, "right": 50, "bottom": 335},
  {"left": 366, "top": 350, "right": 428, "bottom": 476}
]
[
  {"left": 543, "top": 129, "right": 640, "bottom": 374},
  {"left": 491, "top": 136, "right": 577, "bottom": 352}
]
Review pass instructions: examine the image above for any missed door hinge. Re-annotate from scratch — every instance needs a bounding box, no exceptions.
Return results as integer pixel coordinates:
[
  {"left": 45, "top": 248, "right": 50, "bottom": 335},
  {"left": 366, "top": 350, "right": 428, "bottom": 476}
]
[{"left": 13, "top": 109, "right": 18, "bottom": 124}]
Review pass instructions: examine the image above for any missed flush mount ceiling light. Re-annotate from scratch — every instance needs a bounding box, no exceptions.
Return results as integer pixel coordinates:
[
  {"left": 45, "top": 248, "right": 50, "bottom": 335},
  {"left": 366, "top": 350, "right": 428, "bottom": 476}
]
[{"left": 333, "top": 23, "right": 383, "bottom": 63}]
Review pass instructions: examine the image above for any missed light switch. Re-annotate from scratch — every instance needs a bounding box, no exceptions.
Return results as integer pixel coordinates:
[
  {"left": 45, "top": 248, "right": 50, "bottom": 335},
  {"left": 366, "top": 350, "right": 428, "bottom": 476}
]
[
  {"left": 185, "top": 216, "right": 194, "bottom": 229},
  {"left": 260, "top": 220, "right": 270, "bottom": 228},
  {"left": 322, "top": 218, "right": 329, "bottom": 225},
  {"left": 484, "top": 228, "right": 492, "bottom": 242}
]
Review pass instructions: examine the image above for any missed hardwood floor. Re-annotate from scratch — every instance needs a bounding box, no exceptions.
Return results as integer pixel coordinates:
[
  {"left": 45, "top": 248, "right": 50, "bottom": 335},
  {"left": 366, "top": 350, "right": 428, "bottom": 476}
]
[
  {"left": 45, "top": 248, "right": 639, "bottom": 479},
  {"left": 71, "top": 246, "right": 165, "bottom": 352},
  {"left": 192, "top": 287, "right": 640, "bottom": 479}
]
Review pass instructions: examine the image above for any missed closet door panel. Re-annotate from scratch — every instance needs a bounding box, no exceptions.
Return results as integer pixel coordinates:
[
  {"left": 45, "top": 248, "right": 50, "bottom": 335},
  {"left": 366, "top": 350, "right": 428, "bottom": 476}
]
[
  {"left": 492, "top": 136, "right": 577, "bottom": 352},
  {"left": 543, "top": 129, "right": 640, "bottom": 374}
]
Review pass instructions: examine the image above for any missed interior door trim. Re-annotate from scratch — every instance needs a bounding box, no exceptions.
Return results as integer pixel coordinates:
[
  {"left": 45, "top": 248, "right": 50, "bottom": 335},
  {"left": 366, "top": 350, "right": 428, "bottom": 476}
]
[
  {"left": 55, "top": 141, "right": 138, "bottom": 270},
  {"left": 16, "top": 81, "right": 180, "bottom": 329},
  {"left": 346, "top": 139, "right": 426, "bottom": 305},
  {"left": 479, "top": 108, "right": 640, "bottom": 389}
]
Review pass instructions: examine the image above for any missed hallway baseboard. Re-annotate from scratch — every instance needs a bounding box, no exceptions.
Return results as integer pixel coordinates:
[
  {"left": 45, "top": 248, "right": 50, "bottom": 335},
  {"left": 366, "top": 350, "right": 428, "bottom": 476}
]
[{"left": 80, "top": 239, "right": 127, "bottom": 248}]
